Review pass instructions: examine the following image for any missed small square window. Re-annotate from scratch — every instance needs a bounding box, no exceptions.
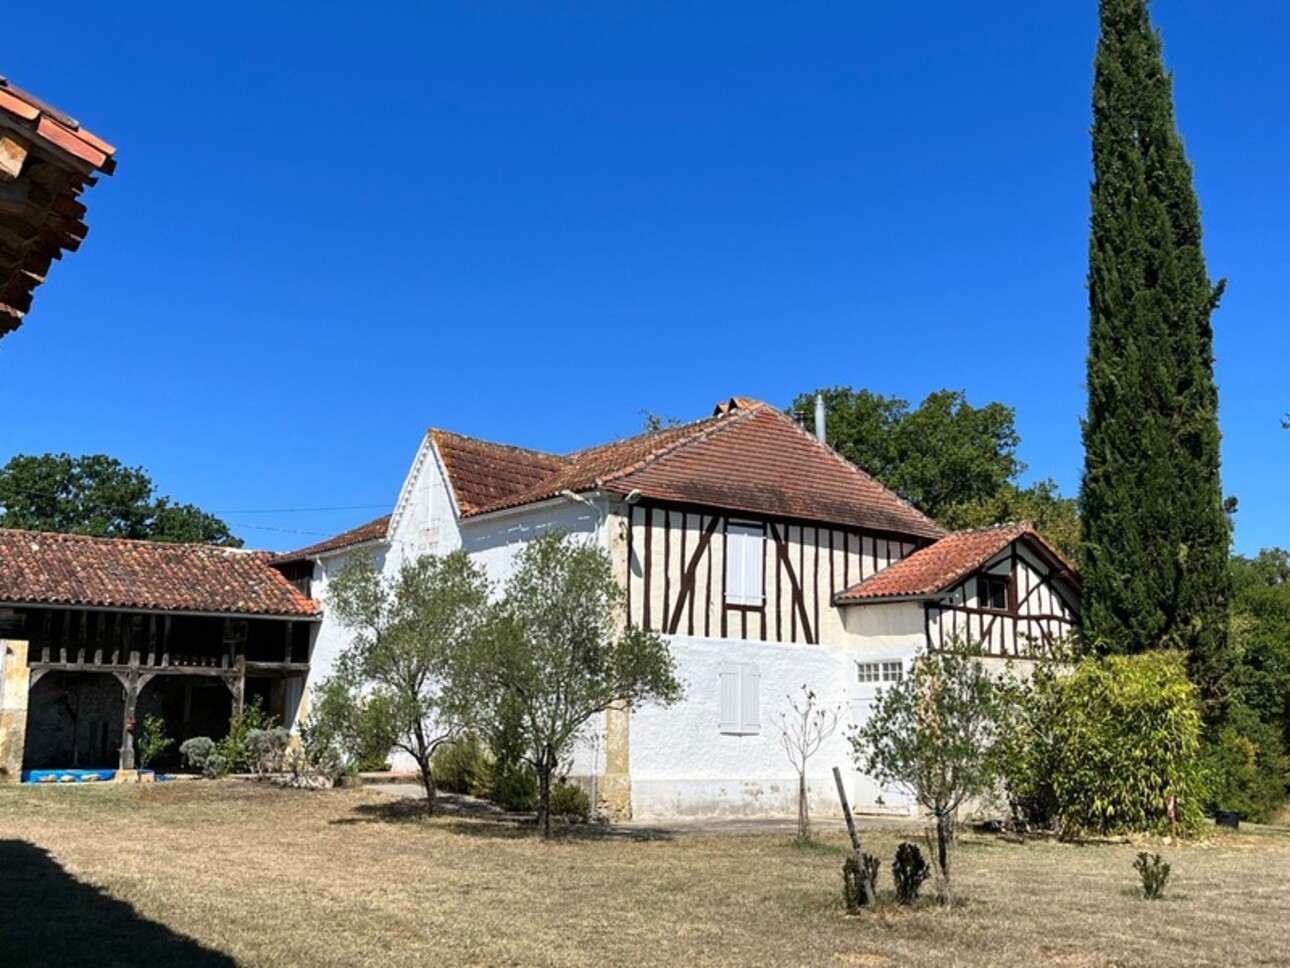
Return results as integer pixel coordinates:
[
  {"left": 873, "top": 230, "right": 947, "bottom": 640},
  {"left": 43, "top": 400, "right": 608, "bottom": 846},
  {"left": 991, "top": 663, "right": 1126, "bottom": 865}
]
[
  {"left": 979, "top": 574, "right": 1010, "bottom": 612},
  {"left": 856, "top": 662, "right": 881, "bottom": 683},
  {"left": 881, "top": 661, "right": 904, "bottom": 683}
]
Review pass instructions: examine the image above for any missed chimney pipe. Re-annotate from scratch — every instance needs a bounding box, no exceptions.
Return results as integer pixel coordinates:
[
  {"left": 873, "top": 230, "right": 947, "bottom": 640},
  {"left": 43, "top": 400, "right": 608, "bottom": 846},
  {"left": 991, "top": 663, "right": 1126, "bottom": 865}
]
[{"left": 814, "top": 393, "right": 826, "bottom": 444}]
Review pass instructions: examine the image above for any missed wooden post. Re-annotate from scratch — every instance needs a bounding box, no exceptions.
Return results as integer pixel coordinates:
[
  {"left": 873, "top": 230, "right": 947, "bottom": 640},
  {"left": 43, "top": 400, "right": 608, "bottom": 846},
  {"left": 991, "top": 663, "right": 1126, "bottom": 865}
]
[
  {"left": 116, "top": 651, "right": 142, "bottom": 771},
  {"left": 833, "top": 766, "right": 875, "bottom": 906},
  {"left": 229, "top": 655, "right": 246, "bottom": 719}
]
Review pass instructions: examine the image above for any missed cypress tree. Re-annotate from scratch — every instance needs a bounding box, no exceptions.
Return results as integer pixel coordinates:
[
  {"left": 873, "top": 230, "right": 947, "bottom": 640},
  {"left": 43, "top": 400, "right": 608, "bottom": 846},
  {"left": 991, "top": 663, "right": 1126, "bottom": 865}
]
[{"left": 1080, "top": 0, "right": 1230, "bottom": 707}]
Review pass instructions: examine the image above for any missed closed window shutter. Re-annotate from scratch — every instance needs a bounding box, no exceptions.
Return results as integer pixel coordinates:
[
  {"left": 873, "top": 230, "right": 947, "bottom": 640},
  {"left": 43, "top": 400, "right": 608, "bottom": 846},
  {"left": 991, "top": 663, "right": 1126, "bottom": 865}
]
[
  {"left": 719, "top": 664, "right": 741, "bottom": 733},
  {"left": 740, "top": 664, "right": 761, "bottom": 734},
  {"left": 726, "top": 523, "right": 764, "bottom": 606}
]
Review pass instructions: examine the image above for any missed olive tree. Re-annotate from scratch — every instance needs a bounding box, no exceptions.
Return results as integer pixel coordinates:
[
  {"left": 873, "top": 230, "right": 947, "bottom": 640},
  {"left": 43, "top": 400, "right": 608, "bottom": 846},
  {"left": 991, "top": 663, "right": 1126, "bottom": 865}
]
[
  {"left": 467, "top": 530, "right": 683, "bottom": 838},
  {"left": 325, "top": 550, "right": 492, "bottom": 814},
  {"left": 849, "top": 644, "right": 1008, "bottom": 905}
]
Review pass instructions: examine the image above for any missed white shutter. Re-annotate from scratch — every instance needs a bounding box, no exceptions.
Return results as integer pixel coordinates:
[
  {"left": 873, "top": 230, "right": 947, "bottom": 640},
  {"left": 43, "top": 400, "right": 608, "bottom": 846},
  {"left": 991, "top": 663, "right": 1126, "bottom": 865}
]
[
  {"left": 718, "top": 663, "right": 741, "bottom": 733},
  {"left": 740, "top": 664, "right": 761, "bottom": 734},
  {"left": 726, "top": 523, "right": 764, "bottom": 606}
]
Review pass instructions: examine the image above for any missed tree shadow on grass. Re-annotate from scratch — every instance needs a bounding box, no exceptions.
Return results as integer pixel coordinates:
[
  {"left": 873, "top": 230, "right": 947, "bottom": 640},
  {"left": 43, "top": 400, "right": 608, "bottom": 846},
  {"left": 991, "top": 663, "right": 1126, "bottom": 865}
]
[
  {"left": 332, "top": 797, "right": 674, "bottom": 842},
  {"left": 0, "top": 840, "right": 235, "bottom": 967}
]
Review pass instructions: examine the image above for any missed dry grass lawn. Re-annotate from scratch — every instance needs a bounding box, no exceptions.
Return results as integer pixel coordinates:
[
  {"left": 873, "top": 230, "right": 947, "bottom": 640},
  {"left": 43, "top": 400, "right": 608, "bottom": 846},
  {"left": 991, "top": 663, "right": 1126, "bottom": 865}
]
[{"left": 1, "top": 781, "right": 1288, "bottom": 967}]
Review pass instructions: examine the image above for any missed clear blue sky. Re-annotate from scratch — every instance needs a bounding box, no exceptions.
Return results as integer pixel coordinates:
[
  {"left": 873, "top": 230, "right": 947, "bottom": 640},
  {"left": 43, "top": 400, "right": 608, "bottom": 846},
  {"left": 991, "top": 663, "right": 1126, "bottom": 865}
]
[{"left": 3, "top": 1, "right": 1287, "bottom": 554}]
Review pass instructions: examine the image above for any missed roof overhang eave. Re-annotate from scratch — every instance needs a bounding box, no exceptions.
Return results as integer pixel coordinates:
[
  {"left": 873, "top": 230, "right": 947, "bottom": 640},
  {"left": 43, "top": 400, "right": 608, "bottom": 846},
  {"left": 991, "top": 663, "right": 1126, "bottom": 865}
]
[{"left": 0, "top": 599, "right": 322, "bottom": 622}]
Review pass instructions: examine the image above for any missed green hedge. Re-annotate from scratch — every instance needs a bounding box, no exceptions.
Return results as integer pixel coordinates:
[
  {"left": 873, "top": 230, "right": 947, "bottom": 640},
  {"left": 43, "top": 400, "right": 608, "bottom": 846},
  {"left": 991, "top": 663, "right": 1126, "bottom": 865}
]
[{"left": 1049, "top": 651, "right": 1206, "bottom": 836}]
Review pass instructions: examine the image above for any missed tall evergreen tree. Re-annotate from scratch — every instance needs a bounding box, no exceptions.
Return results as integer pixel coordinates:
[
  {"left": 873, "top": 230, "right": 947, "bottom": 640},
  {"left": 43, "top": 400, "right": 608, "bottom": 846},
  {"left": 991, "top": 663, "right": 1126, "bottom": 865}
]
[{"left": 1080, "top": 0, "right": 1230, "bottom": 708}]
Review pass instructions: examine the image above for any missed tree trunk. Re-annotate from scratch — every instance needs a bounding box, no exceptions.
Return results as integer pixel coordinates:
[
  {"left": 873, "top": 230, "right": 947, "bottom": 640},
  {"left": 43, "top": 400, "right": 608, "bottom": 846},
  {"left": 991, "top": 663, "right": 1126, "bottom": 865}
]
[
  {"left": 412, "top": 722, "right": 438, "bottom": 815},
  {"left": 536, "top": 749, "right": 553, "bottom": 839},
  {"left": 935, "top": 812, "right": 952, "bottom": 907},
  {"left": 417, "top": 754, "right": 438, "bottom": 815},
  {"left": 797, "top": 771, "right": 809, "bottom": 840}
]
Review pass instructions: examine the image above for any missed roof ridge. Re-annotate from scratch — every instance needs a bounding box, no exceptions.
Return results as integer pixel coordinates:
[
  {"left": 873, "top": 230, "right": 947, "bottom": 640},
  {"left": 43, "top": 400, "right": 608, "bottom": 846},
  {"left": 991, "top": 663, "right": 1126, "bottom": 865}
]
[
  {"left": 767, "top": 408, "right": 947, "bottom": 537},
  {"left": 592, "top": 404, "right": 766, "bottom": 487},
  {"left": 0, "top": 527, "right": 257, "bottom": 554},
  {"left": 429, "top": 428, "right": 569, "bottom": 465}
]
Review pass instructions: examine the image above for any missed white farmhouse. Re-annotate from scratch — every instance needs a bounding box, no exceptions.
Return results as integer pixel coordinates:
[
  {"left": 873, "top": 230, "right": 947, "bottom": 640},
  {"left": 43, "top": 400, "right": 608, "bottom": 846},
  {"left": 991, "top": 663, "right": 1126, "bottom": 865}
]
[{"left": 273, "top": 397, "right": 1080, "bottom": 820}]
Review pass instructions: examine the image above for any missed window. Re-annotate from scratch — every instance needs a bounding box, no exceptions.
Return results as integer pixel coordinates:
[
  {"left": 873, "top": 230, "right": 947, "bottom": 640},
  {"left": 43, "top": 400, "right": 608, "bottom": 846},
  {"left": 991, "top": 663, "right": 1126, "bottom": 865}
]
[
  {"left": 719, "top": 662, "right": 760, "bottom": 734},
  {"left": 724, "top": 522, "right": 765, "bottom": 606},
  {"left": 978, "top": 574, "right": 1010, "bottom": 612},
  {"left": 857, "top": 660, "right": 904, "bottom": 684}
]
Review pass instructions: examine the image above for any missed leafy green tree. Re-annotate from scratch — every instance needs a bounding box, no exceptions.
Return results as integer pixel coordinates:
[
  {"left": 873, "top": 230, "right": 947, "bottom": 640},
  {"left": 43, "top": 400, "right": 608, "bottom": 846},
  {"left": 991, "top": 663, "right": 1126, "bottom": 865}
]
[
  {"left": 941, "top": 479, "right": 1080, "bottom": 561},
  {"left": 1079, "top": 0, "right": 1230, "bottom": 708},
  {"left": 1200, "top": 549, "right": 1290, "bottom": 820},
  {"left": 793, "top": 387, "right": 1022, "bottom": 520},
  {"left": 466, "top": 531, "right": 683, "bottom": 838},
  {"left": 849, "top": 643, "right": 1008, "bottom": 905},
  {"left": 325, "top": 551, "right": 492, "bottom": 814},
  {"left": 0, "top": 453, "right": 241, "bottom": 546}
]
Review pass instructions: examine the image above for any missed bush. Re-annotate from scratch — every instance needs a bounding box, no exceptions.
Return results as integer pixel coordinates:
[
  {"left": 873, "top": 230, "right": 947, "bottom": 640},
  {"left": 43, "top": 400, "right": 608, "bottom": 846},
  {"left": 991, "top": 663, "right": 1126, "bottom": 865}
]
[
  {"left": 841, "top": 854, "right": 880, "bottom": 912},
  {"left": 1202, "top": 707, "right": 1289, "bottom": 823},
  {"left": 549, "top": 781, "right": 591, "bottom": 822},
  {"left": 1046, "top": 652, "right": 1206, "bottom": 836},
  {"left": 202, "top": 752, "right": 229, "bottom": 779},
  {"left": 179, "top": 736, "right": 216, "bottom": 773},
  {"left": 218, "top": 698, "right": 279, "bottom": 773},
  {"left": 244, "top": 727, "right": 291, "bottom": 775},
  {"left": 137, "top": 713, "right": 173, "bottom": 769},
  {"left": 1133, "top": 852, "right": 1171, "bottom": 899},
  {"left": 431, "top": 734, "right": 491, "bottom": 795},
  {"left": 892, "top": 842, "right": 931, "bottom": 905},
  {"left": 491, "top": 763, "right": 537, "bottom": 812}
]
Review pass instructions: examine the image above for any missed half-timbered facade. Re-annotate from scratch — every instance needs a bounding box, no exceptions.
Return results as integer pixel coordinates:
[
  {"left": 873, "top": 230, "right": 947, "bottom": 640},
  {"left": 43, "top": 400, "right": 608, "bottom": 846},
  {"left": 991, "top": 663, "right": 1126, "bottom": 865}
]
[{"left": 279, "top": 397, "right": 1080, "bottom": 820}]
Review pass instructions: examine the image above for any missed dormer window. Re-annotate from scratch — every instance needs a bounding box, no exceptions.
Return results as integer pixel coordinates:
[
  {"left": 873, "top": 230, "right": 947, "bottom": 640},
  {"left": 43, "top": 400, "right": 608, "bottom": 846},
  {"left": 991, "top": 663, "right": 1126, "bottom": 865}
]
[{"left": 978, "top": 574, "right": 1010, "bottom": 612}]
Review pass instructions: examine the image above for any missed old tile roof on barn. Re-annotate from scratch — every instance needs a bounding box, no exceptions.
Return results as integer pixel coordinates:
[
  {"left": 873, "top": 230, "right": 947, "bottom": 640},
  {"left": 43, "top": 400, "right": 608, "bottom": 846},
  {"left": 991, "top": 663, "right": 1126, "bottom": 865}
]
[
  {"left": 835, "top": 522, "right": 1076, "bottom": 603},
  {"left": 429, "top": 399, "right": 945, "bottom": 539},
  {"left": 0, "top": 78, "right": 117, "bottom": 339},
  {"left": 271, "top": 514, "right": 391, "bottom": 564},
  {"left": 0, "top": 529, "right": 320, "bottom": 617}
]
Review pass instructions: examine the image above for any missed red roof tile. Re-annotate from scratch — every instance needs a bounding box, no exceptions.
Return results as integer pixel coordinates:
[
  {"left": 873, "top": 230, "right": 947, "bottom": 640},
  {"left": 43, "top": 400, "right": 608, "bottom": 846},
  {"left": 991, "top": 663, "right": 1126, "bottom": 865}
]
[
  {"left": 433, "top": 399, "right": 945, "bottom": 539},
  {"left": 0, "top": 529, "right": 320, "bottom": 617},
  {"left": 272, "top": 515, "right": 391, "bottom": 564},
  {"left": 0, "top": 77, "right": 117, "bottom": 340},
  {"left": 431, "top": 431, "right": 568, "bottom": 515},
  {"left": 835, "top": 523, "right": 1075, "bottom": 603}
]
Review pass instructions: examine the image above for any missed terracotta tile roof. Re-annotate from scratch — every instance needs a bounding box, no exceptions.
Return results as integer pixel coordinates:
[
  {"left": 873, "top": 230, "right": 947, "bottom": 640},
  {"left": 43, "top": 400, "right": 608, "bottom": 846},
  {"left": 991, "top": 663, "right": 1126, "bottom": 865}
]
[
  {"left": 272, "top": 515, "right": 392, "bottom": 564},
  {"left": 0, "top": 529, "right": 320, "bottom": 617},
  {"left": 0, "top": 77, "right": 117, "bottom": 339},
  {"left": 431, "top": 431, "right": 568, "bottom": 515},
  {"left": 434, "top": 399, "right": 944, "bottom": 539},
  {"left": 835, "top": 522, "right": 1075, "bottom": 603}
]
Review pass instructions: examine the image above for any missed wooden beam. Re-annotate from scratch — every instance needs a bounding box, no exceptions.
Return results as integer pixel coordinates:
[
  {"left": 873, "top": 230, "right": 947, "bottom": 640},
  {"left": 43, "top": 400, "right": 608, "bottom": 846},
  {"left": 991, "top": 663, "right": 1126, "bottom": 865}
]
[{"left": 0, "top": 134, "right": 28, "bottom": 181}]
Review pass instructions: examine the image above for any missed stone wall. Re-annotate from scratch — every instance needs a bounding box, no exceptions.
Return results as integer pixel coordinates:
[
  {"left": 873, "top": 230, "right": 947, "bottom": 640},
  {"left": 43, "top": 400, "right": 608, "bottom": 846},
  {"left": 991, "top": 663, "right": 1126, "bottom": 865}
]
[{"left": 0, "top": 639, "right": 31, "bottom": 781}]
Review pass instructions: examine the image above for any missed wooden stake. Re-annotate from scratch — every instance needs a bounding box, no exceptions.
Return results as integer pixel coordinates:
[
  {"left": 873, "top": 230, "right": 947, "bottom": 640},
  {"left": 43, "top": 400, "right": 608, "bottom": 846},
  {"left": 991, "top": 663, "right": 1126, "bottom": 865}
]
[{"left": 833, "top": 766, "right": 875, "bottom": 906}]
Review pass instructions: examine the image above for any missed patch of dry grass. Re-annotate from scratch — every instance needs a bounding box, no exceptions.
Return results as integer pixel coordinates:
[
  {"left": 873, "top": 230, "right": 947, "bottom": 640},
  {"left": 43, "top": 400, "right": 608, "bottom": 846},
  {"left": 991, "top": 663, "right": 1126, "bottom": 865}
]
[{"left": 1, "top": 781, "right": 1287, "bottom": 967}]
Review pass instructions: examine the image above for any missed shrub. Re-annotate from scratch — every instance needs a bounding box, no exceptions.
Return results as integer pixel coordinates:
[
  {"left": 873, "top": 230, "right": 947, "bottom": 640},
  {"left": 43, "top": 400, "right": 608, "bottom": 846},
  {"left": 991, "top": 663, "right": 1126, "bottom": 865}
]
[
  {"left": 491, "top": 763, "right": 537, "bottom": 812},
  {"left": 1202, "top": 707, "right": 1289, "bottom": 823},
  {"left": 137, "top": 713, "right": 173, "bottom": 769},
  {"left": 549, "top": 781, "right": 591, "bottom": 823},
  {"left": 1133, "top": 852, "right": 1171, "bottom": 899},
  {"left": 218, "top": 698, "right": 279, "bottom": 773},
  {"left": 179, "top": 736, "right": 216, "bottom": 772},
  {"left": 841, "top": 854, "right": 880, "bottom": 912},
  {"left": 244, "top": 727, "right": 291, "bottom": 775},
  {"left": 1048, "top": 652, "right": 1206, "bottom": 836},
  {"left": 431, "top": 733, "right": 491, "bottom": 795},
  {"left": 202, "top": 752, "right": 230, "bottom": 779},
  {"left": 892, "top": 842, "right": 931, "bottom": 905}
]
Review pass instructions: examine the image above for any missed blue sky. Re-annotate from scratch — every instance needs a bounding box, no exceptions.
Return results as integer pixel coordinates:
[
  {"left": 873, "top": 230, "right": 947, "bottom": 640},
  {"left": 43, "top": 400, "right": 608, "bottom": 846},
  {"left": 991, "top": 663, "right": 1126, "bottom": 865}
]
[{"left": 3, "top": 1, "right": 1287, "bottom": 554}]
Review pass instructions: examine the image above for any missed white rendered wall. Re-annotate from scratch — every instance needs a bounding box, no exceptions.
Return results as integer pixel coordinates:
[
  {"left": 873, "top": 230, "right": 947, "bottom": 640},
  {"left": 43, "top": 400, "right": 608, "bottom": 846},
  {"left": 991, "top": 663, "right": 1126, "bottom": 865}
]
[{"left": 628, "top": 634, "right": 919, "bottom": 820}]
